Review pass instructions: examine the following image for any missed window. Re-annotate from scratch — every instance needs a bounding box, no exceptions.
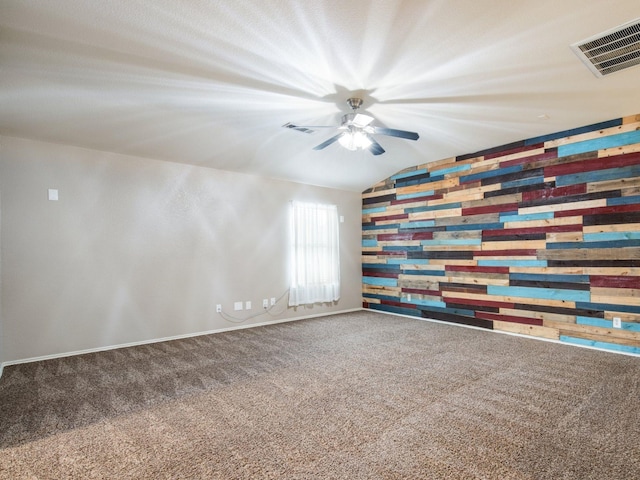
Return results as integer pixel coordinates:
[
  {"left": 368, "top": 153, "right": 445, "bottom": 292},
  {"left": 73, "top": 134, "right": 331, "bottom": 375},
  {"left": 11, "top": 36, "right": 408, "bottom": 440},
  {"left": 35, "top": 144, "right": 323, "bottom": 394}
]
[{"left": 289, "top": 201, "right": 340, "bottom": 306}]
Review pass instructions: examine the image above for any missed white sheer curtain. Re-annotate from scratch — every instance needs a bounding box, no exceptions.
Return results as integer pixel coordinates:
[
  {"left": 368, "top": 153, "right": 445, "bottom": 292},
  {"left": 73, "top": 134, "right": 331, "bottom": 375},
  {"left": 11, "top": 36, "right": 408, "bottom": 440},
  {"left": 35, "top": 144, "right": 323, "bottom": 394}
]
[{"left": 289, "top": 201, "right": 340, "bottom": 306}]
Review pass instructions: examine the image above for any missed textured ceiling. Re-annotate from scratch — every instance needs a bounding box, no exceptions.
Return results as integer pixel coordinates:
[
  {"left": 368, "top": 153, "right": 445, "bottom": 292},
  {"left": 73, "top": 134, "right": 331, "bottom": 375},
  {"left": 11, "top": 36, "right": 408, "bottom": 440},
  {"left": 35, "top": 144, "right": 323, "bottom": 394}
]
[{"left": 1, "top": 1, "right": 640, "bottom": 192}]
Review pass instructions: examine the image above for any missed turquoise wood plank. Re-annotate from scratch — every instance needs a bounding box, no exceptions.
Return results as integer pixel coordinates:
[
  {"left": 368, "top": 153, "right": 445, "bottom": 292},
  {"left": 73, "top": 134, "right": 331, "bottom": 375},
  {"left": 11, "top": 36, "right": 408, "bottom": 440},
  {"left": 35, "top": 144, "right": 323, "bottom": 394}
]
[
  {"left": 500, "top": 212, "right": 554, "bottom": 222},
  {"left": 397, "top": 190, "right": 435, "bottom": 200},
  {"left": 383, "top": 245, "right": 423, "bottom": 251},
  {"left": 363, "top": 276, "right": 398, "bottom": 287},
  {"left": 362, "top": 239, "right": 378, "bottom": 247},
  {"left": 412, "top": 298, "right": 448, "bottom": 308},
  {"left": 363, "top": 223, "right": 400, "bottom": 230},
  {"left": 478, "top": 260, "right": 547, "bottom": 267},
  {"left": 369, "top": 303, "right": 419, "bottom": 317},
  {"left": 429, "top": 164, "right": 472, "bottom": 177},
  {"left": 363, "top": 206, "right": 387, "bottom": 214},
  {"left": 362, "top": 264, "right": 400, "bottom": 271},
  {"left": 577, "top": 316, "right": 640, "bottom": 332},
  {"left": 557, "top": 130, "right": 640, "bottom": 157},
  {"left": 584, "top": 232, "right": 640, "bottom": 242},
  {"left": 391, "top": 168, "right": 428, "bottom": 181},
  {"left": 560, "top": 335, "right": 640, "bottom": 355},
  {"left": 556, "top": 165, "right": 640, "bottom": 187},
  {"left": 446, "top": 222, "right": 504, "bottom": 231},
  {"left": 403, "top": 220, "right": 436, "bottom": 229},
  {"left": 487, "top": 285, "right": 590, "bottom": 302}
]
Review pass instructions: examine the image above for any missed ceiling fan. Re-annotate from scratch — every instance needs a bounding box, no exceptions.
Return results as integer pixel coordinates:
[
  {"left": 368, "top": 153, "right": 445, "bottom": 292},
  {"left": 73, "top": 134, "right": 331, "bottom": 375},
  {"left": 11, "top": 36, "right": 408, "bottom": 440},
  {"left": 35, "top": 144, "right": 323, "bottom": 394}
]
[{"left": 283, "top": 98, "right": 419, "bottom": 155}]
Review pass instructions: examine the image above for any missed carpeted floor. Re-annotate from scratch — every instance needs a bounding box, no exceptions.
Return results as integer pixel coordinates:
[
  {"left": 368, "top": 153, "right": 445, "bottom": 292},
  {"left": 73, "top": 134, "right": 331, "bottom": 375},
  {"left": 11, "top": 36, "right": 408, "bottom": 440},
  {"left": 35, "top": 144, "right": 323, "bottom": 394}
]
[{"left": 1, "top": 311, "right": 638, "bottom": 479}]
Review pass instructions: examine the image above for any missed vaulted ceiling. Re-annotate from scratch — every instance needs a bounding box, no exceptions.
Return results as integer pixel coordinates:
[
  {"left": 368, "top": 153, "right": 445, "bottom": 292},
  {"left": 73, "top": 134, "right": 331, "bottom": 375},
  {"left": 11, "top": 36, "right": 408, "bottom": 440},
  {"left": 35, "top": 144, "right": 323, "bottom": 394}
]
[{"left": 1, "top": 1, "right": 640, "bottom": 192}]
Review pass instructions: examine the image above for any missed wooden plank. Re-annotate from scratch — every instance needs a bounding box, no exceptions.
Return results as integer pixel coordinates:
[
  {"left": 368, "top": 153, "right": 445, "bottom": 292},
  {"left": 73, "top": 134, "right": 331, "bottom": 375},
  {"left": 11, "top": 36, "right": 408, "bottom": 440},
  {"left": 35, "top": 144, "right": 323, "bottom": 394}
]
[
  {"left": 604, "top": 311, "right": 640, "bottom": 323},
  {"left": 493, "top": 320, "right": 560, "bottom": 340},
  {"left": 591, "top": 277, "right": 640, "bottom": 289},
  {"left": 545, "top": 320, "right": 640, "bottom": 345},
  {"left": 362, "top": 188, "right": 396, "bottom": 199},
  {"left": 545, "top": 121, "right": 640, "bottom": 148},
  {"left": 537, "top": 247, "right": 640, "bottom": 260},
  {"left": 408, "top": 207, "right": 462, "bottom": 221},
  {"left": 583, "top": 223, "right": 640, "bottom": 234},
  {"left": 586, "top": 177, "right": 640, "bottom": 194},
  {"left": 518, "top": 198, "right": 606, "bottom": 216},
  {"left": 546, "top": 232, "right": 583, "bottom": 243},
  {"left": 442, "top": 290, "right": 575, "bottom": 309},
  {"left": 598, "top": 143, "right": 640, "bottom": 158},
  {"left": 396, "top": 177, "right": 459, "bottom": 195},
  {"left": 480, "top": 240, "right": 547, "bottom": 251},
  {"left": 499, "top": 308, "right": 576, "bottom": 324},
  {"left": 591, "top": 294, "right": 640, "bottom": 306},
  {"left": 503, "top": 215, "right": 583, "bottom": 229}
]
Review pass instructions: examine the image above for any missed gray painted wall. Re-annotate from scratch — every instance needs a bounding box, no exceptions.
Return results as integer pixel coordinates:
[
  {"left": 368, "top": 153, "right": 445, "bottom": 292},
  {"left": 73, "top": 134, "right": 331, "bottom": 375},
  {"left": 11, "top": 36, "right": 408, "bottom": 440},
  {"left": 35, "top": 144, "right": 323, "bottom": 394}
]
[{"left": 0, "top": 136, "right": 362, "bottom": 363}]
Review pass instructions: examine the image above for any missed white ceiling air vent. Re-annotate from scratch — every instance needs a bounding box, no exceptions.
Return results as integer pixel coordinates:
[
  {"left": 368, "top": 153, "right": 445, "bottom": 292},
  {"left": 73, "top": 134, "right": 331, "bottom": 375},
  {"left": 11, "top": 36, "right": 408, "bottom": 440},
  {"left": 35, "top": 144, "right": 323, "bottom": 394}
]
[{"left": 571, "top": 18, "right": 640, "bottom": 77}]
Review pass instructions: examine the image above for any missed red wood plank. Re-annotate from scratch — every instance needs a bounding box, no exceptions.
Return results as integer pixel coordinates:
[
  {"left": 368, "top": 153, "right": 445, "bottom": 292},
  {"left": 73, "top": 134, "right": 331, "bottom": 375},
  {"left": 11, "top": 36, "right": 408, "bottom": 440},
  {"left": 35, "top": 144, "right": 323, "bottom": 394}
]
[
  {"left": 544, "top": 151, "right": 640, "bottom": 177},
  {"left": 475, "top": 311, "right": 543, "bottom": 326},
  {"left": 377, "top": 232, "right": 434, "bottom": 241},
  {"left": 362, "top": 271, "right": 399, "bottom": 278},
  {"left": 445, "top": 265, "right": 510, "bottom": 274},
  {"left": 554, "top": 203, "right": 640, "bottom": 218},
  {"left": 462, "top": 203, "right": 519, "bottom": 216},
  {"left": 590, "top": 276, "right": 640, "bottom": 289},
  {"left": 522, "top": 184, "right": 587, "bottom": 202},
  {"left": 373, "top": 213, "right": 409, "bottom": 221}
]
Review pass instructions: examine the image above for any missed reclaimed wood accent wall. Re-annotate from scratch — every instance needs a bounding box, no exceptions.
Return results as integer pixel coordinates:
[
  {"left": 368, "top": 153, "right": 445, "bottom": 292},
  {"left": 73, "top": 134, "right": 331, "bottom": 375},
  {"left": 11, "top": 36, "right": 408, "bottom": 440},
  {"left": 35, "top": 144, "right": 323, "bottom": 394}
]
[{"left": 362, "top": 114, "right": 640, "bottom": 354}]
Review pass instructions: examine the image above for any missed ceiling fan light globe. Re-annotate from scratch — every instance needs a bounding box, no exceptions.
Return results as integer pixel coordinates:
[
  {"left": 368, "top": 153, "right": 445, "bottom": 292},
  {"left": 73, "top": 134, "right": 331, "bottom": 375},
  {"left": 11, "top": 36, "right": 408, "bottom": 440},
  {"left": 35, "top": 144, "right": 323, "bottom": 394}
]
[{"left": 339, "top": 132, "right": 358, "bottom": 150}]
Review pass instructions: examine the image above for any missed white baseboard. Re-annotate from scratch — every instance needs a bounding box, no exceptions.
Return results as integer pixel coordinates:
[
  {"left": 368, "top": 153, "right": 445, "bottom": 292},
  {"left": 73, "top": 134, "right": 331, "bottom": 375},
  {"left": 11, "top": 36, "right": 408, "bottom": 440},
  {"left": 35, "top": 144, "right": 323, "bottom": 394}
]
[{"left": 0, "top": 308, "right": 363, "bottom": 373}]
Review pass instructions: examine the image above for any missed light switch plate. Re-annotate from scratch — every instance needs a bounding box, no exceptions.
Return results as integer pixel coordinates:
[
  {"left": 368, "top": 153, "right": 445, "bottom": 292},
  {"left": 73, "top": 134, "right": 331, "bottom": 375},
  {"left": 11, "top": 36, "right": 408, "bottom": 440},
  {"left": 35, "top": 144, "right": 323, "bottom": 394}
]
[
  {"left": 234, "top": 301, "right": 243, "bottom": 311},
  {"left": 48, "top": 189, "right": 59, "bottom": 201}
]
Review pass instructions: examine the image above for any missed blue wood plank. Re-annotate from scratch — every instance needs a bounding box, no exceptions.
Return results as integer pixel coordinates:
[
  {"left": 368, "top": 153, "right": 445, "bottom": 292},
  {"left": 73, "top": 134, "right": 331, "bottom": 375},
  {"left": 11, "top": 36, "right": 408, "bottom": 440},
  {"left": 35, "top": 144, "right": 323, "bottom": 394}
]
[
  {"left": 363, "top": 223, "right": 400, "bottom": 231},
  {"left": 556, "top": 165, "right": 640, "bottom": 187},
  {"left": 488, "top": 285, "right": 590, "bottom": 302},
  {"left": 547, "top": 240, "right": 640, "bottom": 249},
  {"left": 524, "top": 118, "right": 622, "bottom": 145},
  {"left": 502, "top": 176, "right": 545, "bottom": 189},
  {"left": 362, "top": 239, "right": 378, "bottom": 247},
  {"left": 362, "top": 293, "right": 402, "bottom": 303},
  {"left": 577, "top": 316, "right": 640, "bottom": 332},
  {"left": 558, "top": 130, "right": 640, "bottom": 157},
  {"left": 383, "top": 246, "right": 424, "bottom": 252},
  {"left": 560, "top": 335, "right": 640, "bottom": 355},
  {"left": 460, "top": 165, "right": 522, "bottom": 184},
  {"left": 607, "top": 195, "right": 640, "bottom": 206},
  {"left": 363, "top": 276, "right": 398, "bottom": 287},
  {"left": 412, "top": 298, "right": 448, "bottom": 308},
  {"left": 445, "top": 222, "right": 504, "bottom": 231},
  {"left": 368, "top": 303, "right": 419, "bottom": 317},
  {"left": 362, "top": 263, "right": 401, "bottom": 271},
  {"left": 510, "top": 273, "right": 590, "bottom": 283}
]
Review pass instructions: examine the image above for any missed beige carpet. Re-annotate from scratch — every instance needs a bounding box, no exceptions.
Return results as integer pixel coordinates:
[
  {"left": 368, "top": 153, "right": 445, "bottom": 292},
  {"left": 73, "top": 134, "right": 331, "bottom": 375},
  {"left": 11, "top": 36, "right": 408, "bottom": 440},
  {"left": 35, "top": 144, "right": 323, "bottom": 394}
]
[{"left": 1, "top": 311, "right": 639, "bottom": 479}]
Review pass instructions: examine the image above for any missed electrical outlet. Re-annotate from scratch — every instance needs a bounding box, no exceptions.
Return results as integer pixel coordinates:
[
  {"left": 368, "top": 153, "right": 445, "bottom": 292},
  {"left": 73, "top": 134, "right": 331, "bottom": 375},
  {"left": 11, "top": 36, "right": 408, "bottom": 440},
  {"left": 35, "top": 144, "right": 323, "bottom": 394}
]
[
  {"left": 234, "top": 301, "right": 243, "bottom": 311},
  {"left": 216, "top": 304, "right": 222, "bottom": 313},
  {"left": 613, "top": 317, "right": 622, "bottom": 329},
  {"left": 245, "top": 301, "right": 252, "bottom": 310},
  {"left": 407, "top": 294, "right": 412, "bottom": 302},
  {"left": 270, "top": 297, "right": 276, "bottom": 306},
  {"left": 263, "top": 299, "right": 269, "bottom": 308}
]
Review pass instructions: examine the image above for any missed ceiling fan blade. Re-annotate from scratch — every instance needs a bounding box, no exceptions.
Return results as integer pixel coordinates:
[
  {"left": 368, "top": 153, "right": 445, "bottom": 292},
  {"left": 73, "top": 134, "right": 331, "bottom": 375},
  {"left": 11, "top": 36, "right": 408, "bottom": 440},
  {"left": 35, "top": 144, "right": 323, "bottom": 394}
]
[
  {"left": 366, "top": 136, "right": 385, "bottom": 155},
  {"left": 283, "top": 122, "right": 337, "bottom": 134},
  {"left": 372, "top": 127, "right": 419, "bottom": 141},
  {"left": 313, "top": 132, "right": 345, "bottom": 150}
]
